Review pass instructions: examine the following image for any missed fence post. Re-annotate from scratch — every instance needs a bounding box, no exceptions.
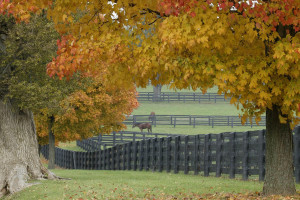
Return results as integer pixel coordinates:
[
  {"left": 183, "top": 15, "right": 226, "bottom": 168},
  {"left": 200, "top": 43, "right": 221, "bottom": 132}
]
[
  {"left": 122, "top": 144, "right": 126, "bottom": 170},
  {"left": 127, "top": 142, "right": 132, "bottom": 170},
  {"left": 174, "top": 136, "right": 180, "bottom": 174},
  {"left": 174, "top": 117, "right": 176, "bottom": 128},
  {"left": 102, "top": 145, "right": 106, "bottom": 170},
  {"left": 116, "top": 144, "right": 120, "bottom": 170},
  {"left": 194, "top": 135, "right": 199, "bottom": 175},
  {"left": 294, "top": 126, "right": 300, "bottom": 183},
  {"left": 99, "top": 149, "right": 102, "bottom": 170},
  {"left": 193, "top": 117, "right": 196, "bottom": 128},
  {"left": 229, "top": 132, "right": 236, "bottom": 179},
  {"left": 166, "top": 137, "right": 171, "bottom": 173},
  {"left": 184, "top": 136, "right": 189, "bottom": 174},
  {"left": 242, "top": 131, "right": 249, "bottom": 180},
  {"left": 258, "top": 130, "right": 265, "bottom": 181},
  {"left": 216, "top": 133, "right": 223, "bottom": 177},
  {"left": 133, "top": 141, "right": 138, "bottom": 171},
  {"left": 145, "top": 139, "right": 150, "bottom": 171},
  {"left": 151, "top": 138, "right": 157, "bottom": 172},
  {"left": 158, "top": 138, "right": 163, "bottom": 172},
  {"left": 204, "top": 134, "right": 211, "bottom": 176},
  {"left": 139, "top": 140, "right": 144, "bottom": 171}
]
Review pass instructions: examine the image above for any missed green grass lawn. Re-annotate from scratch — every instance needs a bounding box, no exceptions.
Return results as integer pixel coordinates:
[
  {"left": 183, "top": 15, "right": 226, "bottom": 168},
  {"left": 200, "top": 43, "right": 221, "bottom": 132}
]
[
  {"left": 136, "top": 85, "right": 219, "bottom": 93},
  {"left": 5, "top": 169, "right": 263, "bottom": 200},
  {"left": 58, "top": 141, "right": 86, "bottom": 152},
  {"left": 126, "top": 101, "right": 264, "bottom": 135},
  {"left": 6, "top": 169, "right": 300, "bottom": 200},
  {"left": 131, "top": 102, "right": 242, "bottom": 116}
]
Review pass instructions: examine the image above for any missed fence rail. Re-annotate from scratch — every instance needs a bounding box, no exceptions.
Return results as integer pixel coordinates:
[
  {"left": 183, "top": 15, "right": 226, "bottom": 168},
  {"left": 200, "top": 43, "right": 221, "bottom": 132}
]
[
  {"left": 137, "top": 92, "right": 231, "bottom": 103},
  {"left": 41, "top": 126, "right": 300, "bottom": 183},
  {"left": 124, "top": 115, "right": 266, "bottom": 127}
]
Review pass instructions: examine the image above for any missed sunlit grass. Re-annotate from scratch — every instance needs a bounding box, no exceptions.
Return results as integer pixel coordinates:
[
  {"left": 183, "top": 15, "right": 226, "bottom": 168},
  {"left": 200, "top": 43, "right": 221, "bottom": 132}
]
[
  {"left": 6, "top": 169, "right": 269, "bottom": 200},
  {"left": 58, "top": 141, "right": 86, "bottom": 151},
  {"left": 131, "top": 101, "right": 242, "bottom": 116},
  {"left": 136, "top": 85, "right": 219, "bottom": 93}
]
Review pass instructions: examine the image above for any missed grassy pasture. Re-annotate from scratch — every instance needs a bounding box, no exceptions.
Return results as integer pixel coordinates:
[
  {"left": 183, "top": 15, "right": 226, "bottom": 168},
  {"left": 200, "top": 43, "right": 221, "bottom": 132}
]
[
  {"left": 6, "top": 169, "right": 300, "bottom": 200},
  {"left": 126, "top": 101, "right": 263, "bottom": 135},
  {"left": 6, "top": 169, "right": 263, "bottom": 200},
  {"left": 136, "top": 85, "right": 219, "bottom": 93}
]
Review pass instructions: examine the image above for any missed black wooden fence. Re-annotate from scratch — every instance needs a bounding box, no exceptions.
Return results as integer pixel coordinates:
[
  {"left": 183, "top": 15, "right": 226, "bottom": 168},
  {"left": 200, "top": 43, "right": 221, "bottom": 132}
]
[
  {"left": 41, "top": 126, "right": 300, "bottom": 183},
  {"left": 137, "top": 92, "right": 231, "bottom": 103},
  {"left": 124, "top": 115, "right": 266, "bottom": 127}
]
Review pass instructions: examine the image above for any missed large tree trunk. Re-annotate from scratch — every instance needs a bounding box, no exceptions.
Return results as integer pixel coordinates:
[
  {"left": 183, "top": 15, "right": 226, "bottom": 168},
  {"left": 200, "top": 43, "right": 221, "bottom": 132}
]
[
  {"left": 0, "top": 100, "right": 56, "bottom": 197},
  {"left": 48, "top": 116, "right": 55, "bottom": 169},
  {"left": 153, "top": 84, "right": 162, "bottom": 101},
  {"left": 262, "top": 105, "right": 296, "bottom": 196}
]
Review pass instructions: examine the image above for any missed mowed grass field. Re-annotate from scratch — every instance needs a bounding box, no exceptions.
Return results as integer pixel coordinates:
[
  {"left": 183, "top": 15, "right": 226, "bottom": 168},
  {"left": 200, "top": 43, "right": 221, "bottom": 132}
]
[
  {"left": 6, "top": 169, "right": 300, "bottom": 200},
  {"left": 126, "top": 101, "right": 263, "bottom": 135},
  {"left": 4, "top": 169, "right": 261, "bottom": 200}
]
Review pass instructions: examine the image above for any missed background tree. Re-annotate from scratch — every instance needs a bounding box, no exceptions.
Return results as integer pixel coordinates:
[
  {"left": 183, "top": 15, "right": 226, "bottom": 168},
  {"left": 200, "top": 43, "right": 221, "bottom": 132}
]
[
  {"left": 46, "top": 0, "right": 299, "bottom": 196},
  {"left": 36, "top": 75, "right": 138, "bottom": 169},
  {"left": 0, "top": 1, "right": 138, "bottom": 196},
  {"left": 132, "top": 0, "right": 300, "bottom": 196},
  {"left": 0, "top": 12, "right": 62, "bottom": 196}
]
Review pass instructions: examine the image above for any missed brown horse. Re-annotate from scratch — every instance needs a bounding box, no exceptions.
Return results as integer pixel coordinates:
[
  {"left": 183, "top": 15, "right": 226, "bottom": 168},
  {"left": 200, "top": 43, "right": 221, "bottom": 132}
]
[{"left": 132, "top": 122, "right": 152, "bottom": 133}]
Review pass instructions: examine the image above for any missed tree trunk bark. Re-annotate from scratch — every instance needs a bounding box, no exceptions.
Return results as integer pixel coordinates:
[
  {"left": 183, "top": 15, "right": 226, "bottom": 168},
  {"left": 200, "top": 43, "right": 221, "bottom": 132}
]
[
  {"left": 153, "top": 84, "right": 162, "bottom": 102},
  {"left": 262, "top": 104, "right": 296, "bottom": 196},
  {"left": 0, "top": 100, "right": 57, "bottom": 197},
  {"left": 48, "top": 116, "right": 55, "bottom": 169}
]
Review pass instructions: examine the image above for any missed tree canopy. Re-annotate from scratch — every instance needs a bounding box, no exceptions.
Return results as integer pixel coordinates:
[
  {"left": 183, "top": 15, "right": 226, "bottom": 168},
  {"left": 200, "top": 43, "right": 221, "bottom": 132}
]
[{"left": 1, "top": 0, "right": 299, "bottom": 196}]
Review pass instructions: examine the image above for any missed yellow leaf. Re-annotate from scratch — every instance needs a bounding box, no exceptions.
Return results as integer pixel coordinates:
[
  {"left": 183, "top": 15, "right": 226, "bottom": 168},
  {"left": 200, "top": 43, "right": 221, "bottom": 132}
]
[
  {"left": 63, "top": 14, "right": 67, "bottom": 22},
  {"left": 279, "top": 115, "right": 287, "bottom": 124}
]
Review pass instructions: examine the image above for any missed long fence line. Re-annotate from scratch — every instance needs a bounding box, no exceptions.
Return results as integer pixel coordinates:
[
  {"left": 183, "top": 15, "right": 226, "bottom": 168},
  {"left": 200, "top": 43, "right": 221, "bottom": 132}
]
[
  {"left": 137, "top": 92, "right": 231, "bottom": 103},
  {"left": 41, "top": 126, "right": 300, "bottom": 183},
  {"left": 124, "top": 115, "right": 266, "bottom": 127}
]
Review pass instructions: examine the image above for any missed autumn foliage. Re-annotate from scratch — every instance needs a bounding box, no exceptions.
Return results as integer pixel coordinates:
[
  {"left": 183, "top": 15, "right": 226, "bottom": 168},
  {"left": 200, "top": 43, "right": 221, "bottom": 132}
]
[
  {"left": 0, "top": 0, "right": 51, "bottom": 22},
  {"left": 36, "top": 78, "right": 138, "bottom": 145}
]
